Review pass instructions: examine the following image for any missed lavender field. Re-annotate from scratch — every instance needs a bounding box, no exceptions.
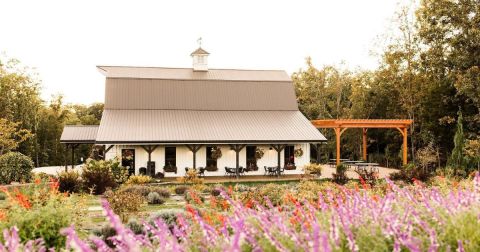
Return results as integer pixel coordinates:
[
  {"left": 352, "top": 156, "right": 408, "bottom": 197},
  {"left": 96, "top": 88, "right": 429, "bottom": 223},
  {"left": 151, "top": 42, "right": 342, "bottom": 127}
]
[{"left": 2, "top": 174, "right": 480, "bottom": 251}]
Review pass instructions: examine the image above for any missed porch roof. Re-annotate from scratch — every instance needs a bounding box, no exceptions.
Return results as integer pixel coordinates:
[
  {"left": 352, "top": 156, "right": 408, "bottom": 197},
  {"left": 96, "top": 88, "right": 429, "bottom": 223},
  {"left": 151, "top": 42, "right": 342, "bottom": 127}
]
[
  {"left": 60, "top": 125, "right": 98, "bottom": 143},
  {"left": 95, "top": 109, "right": 326, "bottom": 144}
]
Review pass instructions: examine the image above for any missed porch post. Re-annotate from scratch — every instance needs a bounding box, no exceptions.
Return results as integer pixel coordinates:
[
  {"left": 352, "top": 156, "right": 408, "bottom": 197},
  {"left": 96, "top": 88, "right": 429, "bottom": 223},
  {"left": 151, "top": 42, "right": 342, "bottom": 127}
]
[
  {"left": 362, "top": 128, "right": 368, "bottom": 161},
  {"left": 141, "top": 145, "right": 159, "bottom": 176},
  {"left": 230, "top": 144, "right": 246, "bottom": 179},
  {"left": 186, "top": 144, "right": 202, "bottom": 169},
  {"left": 270, "top": 144, "right": 286, "bottom": 177}
]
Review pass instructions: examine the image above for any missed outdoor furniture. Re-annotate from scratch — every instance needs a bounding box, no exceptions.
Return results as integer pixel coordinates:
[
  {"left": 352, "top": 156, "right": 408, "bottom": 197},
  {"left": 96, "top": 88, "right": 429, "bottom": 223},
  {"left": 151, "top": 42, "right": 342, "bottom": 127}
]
[
  {"left": 225, "top": 166, "right": 244, "bottom": 177},
  {"left": 354, "top": 163, "right": 380, "bottom": 174},
  {"left": 265, "top": 166, "right": 277, "bottom": 176},
  {"left": 198, "top": 167, "right": 206, "bottom": 177}
]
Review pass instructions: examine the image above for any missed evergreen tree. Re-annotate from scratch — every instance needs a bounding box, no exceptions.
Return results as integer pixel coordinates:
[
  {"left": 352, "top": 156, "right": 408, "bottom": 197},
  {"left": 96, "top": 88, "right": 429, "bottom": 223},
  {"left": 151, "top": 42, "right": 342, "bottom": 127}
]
[{"left": 449, "top": 111, "right": 465, "bottom": 174}]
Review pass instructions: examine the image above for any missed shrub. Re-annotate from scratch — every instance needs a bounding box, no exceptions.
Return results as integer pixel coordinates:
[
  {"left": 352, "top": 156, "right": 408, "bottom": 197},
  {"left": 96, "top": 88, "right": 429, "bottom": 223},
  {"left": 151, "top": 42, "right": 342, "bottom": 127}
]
[
  {"left": 0, "top": 180, "right": 87, "bottom": 249},
  {"left": 151, "top": 211, "right": 178, "bottom": 232},
  {"left": 82, "top": 159, "right": 117, "bottom": 194},
  {"left": 110, "top": 159, "right": 129, "bottom": 184},
  {"left": 105, "top": 190, "right": 144, "bottom": 222},
  {"left": 174, "top": 185, "right": 188, "bottom": 195},
  {"left": 177, "top": 169, "right": 204, "bottom": 184},
  {"left": 257, "top": 183, "right": 286, "bottom": 206},
  {"left": 390, "top": 163, "right": 431, "bottom": 182},
  {"left": 184, "top": 190, "right": 205, "bottom": 204},
  {"left": 0, "top": 152, "right": 34, "bottom": 184},
  {"left": 296, "top": 180, "right": 323, "bottom": 201},
  {"left": 126, "top": 175, "right": 153, "bottom": 185},
  {"left": 147, "top": 192, "right": 165, "bottom": 205},
  {"left": 127, "top": 220, "right": 144, "bottom": 235},
  {"left": 303, "top": 163, "right": 323, "bottom": 176},
  {"left": 119, "top": 185, "right": 151, "bottom": 197},
  {"left": 34, "top": 172, "right": 55, "bottom": 181},
  {"left": 57, "top": 170, "right": 82, "bottom": 193},
  {"left": 93, "top": 225, "right": 116, "bottom": 248},
  {"left": 150, "top": 187, "right": 171, "bottom": 198},
  {"left": 332, "top": 164, "right": 349, "bottom": 184}
]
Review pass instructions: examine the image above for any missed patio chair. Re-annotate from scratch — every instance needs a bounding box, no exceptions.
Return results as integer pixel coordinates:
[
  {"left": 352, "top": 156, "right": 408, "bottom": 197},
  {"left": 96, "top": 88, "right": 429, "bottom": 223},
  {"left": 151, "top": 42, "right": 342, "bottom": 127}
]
[
  {"left": 198, "top": 167, "right": 205, "bottom": 177},
  {"left": 264, "top": 166, "right": 268, "bottom": 176}
]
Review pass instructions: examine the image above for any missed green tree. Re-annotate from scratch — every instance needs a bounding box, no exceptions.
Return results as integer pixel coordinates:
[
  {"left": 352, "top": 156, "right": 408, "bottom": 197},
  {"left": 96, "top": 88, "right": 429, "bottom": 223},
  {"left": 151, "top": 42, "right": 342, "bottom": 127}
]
[
  {"left": 0, "top": 118, "right": 33, "bottom": 155},
  {"left": 449, "top": 111, "right": 466, "bottom": 173}
]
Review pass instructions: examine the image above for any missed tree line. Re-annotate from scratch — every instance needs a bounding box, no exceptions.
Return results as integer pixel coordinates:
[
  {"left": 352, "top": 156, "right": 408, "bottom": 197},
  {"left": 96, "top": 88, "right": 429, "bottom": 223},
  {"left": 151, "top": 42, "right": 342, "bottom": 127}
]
[
  {"left": 1, "top": 0, "right": 479, "bottom": 172},
  {"left": 293, "top": 0, "right": 480, "bottom": 172},
  {"left": 0, "top": 56, "right": 103, "bottom": 167}
]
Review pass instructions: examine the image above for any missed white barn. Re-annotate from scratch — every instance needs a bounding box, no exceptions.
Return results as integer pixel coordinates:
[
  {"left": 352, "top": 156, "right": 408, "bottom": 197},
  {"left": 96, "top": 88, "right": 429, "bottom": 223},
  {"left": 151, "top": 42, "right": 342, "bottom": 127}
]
[{"left": 60, "top": 47, "right": 326, "bottom": 177}]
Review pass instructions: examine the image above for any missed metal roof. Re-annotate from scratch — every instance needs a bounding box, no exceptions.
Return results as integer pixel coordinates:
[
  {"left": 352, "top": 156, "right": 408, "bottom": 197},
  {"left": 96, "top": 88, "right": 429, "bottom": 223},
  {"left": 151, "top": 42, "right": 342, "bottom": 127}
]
[
  {"left": 60, "top": 125, "right": 98, "bottom": 143},
  {"left": 97, "top": 66, "right": 291, "bottom": 81},
  {"left": 103, "top": 78, "right": 298, "bottom": 110},
  {"left": 95, "top": 110, "right": 326, "bottom": 144}
]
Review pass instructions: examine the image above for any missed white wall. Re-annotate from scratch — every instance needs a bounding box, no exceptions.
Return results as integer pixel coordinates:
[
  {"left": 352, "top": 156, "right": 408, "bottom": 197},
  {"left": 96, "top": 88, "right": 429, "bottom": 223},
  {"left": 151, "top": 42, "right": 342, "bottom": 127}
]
[{"left": 105, "top": 143, "right": 311, "bottom": 177}]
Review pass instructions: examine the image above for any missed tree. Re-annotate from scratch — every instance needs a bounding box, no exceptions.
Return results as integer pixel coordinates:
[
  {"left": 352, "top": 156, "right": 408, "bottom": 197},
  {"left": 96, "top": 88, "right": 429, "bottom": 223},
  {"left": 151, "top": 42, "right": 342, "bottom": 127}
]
[
  {"left": 465, "top": 137, "right": 480, "bottom": 171},
  {"left": 449, "top": 111, "right": 466, "bottom": 173},
  {"left": 0, "top": 118, "right": 32, "bottom": 155}
]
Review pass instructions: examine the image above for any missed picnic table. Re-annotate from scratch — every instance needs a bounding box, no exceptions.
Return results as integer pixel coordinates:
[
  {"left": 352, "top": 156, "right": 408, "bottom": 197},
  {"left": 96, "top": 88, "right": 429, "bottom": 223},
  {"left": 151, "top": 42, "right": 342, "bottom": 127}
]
[{"left": 354, "top": 163, "right": 380, "bottom": 173}]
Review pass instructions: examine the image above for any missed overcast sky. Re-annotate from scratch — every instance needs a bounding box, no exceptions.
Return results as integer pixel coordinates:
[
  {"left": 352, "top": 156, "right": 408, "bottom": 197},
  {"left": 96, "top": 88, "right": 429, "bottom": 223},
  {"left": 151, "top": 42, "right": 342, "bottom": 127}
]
[{"left": 1, "top": 0, "right": 404, "bottom": 104}]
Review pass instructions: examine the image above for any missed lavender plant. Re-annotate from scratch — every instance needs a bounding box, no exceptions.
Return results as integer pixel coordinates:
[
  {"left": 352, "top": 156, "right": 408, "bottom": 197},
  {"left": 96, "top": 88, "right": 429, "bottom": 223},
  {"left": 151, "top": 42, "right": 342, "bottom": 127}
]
[{"left": 2, "top": 175, "right": 480, "bottom": 251}]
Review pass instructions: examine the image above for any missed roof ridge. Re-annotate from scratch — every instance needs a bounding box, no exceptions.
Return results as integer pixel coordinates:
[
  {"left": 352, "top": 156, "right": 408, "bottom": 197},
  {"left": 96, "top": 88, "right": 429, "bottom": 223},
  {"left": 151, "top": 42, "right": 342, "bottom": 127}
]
[{"left": 96, "top": 65, "right": 287, "bottom": 72}]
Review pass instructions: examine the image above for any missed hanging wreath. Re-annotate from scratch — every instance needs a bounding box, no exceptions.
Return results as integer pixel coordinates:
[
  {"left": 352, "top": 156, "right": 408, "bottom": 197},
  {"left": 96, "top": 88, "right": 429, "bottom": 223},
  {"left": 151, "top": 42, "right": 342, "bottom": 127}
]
[
  {"left": 294, "top": 148, "right": 304, "bottom": 158},
  {"left": 210, "top": 147, "right": 222, "bottom": 160},
  {"left": 255, "top": 148, "right": 265, "bottom": 160}
]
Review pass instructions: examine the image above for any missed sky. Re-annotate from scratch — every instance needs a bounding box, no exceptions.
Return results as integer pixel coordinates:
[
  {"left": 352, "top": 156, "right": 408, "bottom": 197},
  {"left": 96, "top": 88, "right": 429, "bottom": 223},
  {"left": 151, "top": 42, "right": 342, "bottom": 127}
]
[{"left": 1, "top": 0, "right": 404, "bottom": 105}]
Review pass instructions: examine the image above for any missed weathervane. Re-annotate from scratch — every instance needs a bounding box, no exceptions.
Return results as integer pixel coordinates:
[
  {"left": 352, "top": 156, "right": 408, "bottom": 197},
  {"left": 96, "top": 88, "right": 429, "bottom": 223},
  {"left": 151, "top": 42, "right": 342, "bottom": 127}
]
[{"left": 197, "top": 37, "right": 202, "bottom": 47}]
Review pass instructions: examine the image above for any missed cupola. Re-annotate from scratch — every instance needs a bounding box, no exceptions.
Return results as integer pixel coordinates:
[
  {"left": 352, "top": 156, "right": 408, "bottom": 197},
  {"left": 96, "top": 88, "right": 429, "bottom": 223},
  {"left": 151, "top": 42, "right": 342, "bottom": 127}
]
[{"left": 191, "top": 38, "right": 209, "bottom": 71}]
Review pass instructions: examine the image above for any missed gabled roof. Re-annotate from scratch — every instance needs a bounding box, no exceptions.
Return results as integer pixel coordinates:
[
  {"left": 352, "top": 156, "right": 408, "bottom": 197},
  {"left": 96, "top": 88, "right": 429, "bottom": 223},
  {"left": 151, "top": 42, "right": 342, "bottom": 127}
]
[
  {"left": 96, "top": 110, "right": 326, "bottom": 144},
  {"left": 190, "top": 47, "right": 210, "bottom": 55},
  {"left": 103, "top": 77, "right": 298, "bottom": 110},
  {"left": 60, "top": 125, "right": 98, "bottom": 143}
]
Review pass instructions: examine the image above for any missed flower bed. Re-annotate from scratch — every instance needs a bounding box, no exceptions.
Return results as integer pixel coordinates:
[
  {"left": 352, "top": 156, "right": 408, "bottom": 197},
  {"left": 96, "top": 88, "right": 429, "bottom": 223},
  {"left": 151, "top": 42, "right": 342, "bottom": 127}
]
[{"left": 2, "top": 175, "right": 480, "bottom": 251}]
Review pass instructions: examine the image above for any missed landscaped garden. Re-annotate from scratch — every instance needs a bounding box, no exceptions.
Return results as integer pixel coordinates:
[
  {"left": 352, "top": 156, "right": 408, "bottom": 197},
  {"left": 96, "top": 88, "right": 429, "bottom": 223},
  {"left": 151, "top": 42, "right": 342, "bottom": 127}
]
[{"left": 1, "top": 155, "right": 480, "bottom": 251}]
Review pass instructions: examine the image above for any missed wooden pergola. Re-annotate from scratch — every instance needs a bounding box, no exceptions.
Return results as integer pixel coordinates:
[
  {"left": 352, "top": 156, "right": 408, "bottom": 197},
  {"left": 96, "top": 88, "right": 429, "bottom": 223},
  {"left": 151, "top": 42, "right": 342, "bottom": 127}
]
[{"left": 311, "top": 119, "right": 413, "bottom": 166}]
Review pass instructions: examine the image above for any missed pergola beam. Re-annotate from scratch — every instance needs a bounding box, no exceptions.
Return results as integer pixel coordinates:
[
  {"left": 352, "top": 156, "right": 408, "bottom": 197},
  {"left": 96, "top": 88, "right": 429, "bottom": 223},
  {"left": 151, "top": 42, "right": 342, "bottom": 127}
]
[{"left": 312, "top": 119, "right": 413, "bottom": 167}]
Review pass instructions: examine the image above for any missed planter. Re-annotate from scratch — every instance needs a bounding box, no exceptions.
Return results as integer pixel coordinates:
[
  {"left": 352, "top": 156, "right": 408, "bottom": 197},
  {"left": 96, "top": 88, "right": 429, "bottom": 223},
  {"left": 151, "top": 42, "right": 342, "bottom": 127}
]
[
  {"left": 205, "top": 166, "right": 218, "bottom": 172},
  {"left": 163, "top": 166, "right": 177, "bottom": 174},
  {"left": 284, "top": 164, "right": 296, "bottom": 170}
]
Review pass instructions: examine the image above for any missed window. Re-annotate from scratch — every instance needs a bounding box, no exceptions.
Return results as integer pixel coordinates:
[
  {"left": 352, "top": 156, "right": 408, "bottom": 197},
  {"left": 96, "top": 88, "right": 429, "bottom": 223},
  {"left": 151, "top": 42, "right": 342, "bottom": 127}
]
[
  {"left": 206, "top": 146, "right": 217, "bottom": 168},
  {"left": 165, "top": 147, "right": 176, "bottom": 167},
  {"left": 284, "top": 145, "right": 295, "bottom": 165},
  {"left": 198, "top": 55, "right": 204, "bottom": 64},
  {"left": 121, "top": 149, "right": 135, "bottom": 174},
  {"left": 246, "top": 146, "right": 257, "bottom": 169}
]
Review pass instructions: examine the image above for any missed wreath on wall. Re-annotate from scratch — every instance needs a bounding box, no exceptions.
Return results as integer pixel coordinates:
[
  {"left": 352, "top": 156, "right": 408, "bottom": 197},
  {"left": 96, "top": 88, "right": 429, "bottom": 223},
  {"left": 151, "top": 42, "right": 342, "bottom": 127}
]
[
  {"left": 255, "top": 148, "right": 265, "bottom": 160},
  {"left": 210, "top": 147, "right": 223, "bottom": 160},
  {"left": 294, "top": 148, "right": 304, "bottom": 158}
]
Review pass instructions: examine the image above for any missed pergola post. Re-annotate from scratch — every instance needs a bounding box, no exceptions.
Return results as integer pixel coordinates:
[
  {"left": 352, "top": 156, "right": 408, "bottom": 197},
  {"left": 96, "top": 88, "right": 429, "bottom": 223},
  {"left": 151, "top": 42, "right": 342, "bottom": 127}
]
[
  {"left": 270, "top": 144, "right": 286, "bottom": 177},
  {"left": 362, "top": 128, "right": 368, "bottom": 161},
  {"left": 186, "top": 144, "right": 202, "bottom": 169},
  {"left": 67, "top": 143, "right": 79, "bottom": 171},
  {"left": 402, "top": 128, "right": 408, "bottom": 165},
  {"left": 230, "top": 144, "right": 246, "bottom": 179},
  {"left": 141, "top": 145, "right": 159, "bottom": 176}
]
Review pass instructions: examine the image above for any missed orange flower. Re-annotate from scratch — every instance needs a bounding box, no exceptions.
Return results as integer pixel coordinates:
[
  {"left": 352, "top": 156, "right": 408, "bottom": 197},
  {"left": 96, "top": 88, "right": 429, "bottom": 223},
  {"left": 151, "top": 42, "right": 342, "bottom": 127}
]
[
  {"left": 221, "top": 200, "right": 229, "bottom": 210},
  {"left": 245, "top": 199, "right": 253, "bottom": 209},
  {"left": 0, "top": 210, "right": 6, "bottom": 221},
  {"left": 34, "top": 178, "right": 41, "bottom": 185},
  {"left": 210, "top": 196, "right": 218, "bottom": 209},
  {"left": 14, "top": 192, "right": 31, "bottom": 209},
  {"left": 372, "top": 195, "right": 379, "bottom": 202}
]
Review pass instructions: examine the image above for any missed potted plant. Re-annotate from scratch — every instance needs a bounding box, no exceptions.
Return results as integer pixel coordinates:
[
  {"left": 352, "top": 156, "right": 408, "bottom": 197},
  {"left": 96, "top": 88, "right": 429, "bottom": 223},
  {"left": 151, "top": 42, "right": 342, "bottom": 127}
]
[
  {"left": 255, "top": 148, "right": 265, "bottom": 160},
  {"left": 210, "top": 147, "right": 222, "bottom": 160},
  {"left": 205, "top": 165, "right": 218, "bottom": 172},
  {"left": 303, "top": 163, "right": 322, "bottom": 177},
  {"left": 163, "top": 162, "right": 177, "bottom": 173}
]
